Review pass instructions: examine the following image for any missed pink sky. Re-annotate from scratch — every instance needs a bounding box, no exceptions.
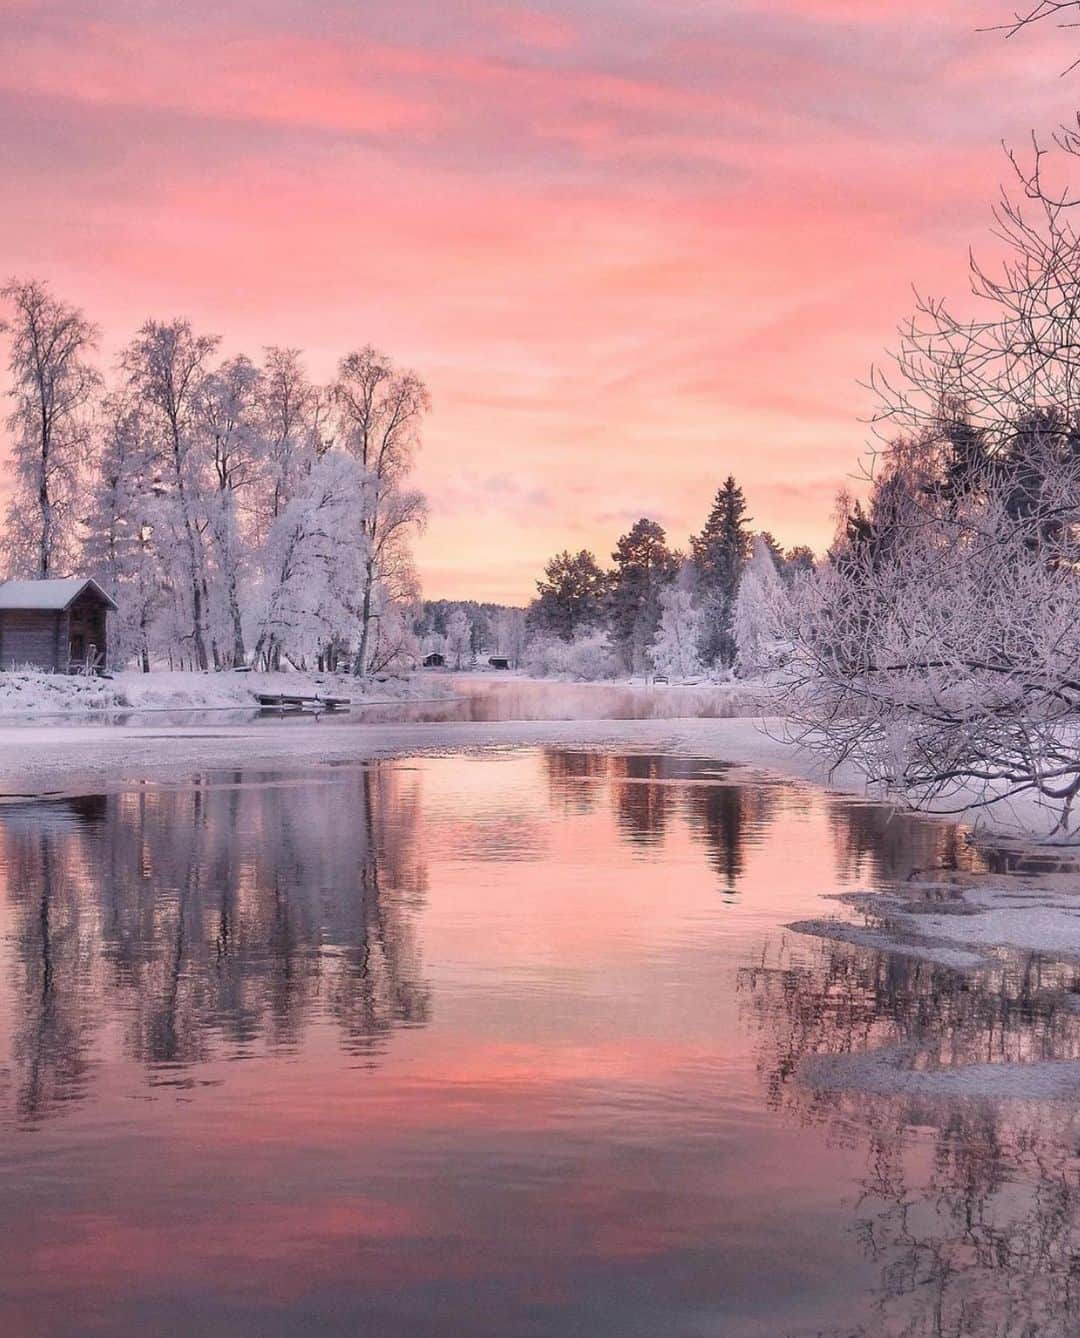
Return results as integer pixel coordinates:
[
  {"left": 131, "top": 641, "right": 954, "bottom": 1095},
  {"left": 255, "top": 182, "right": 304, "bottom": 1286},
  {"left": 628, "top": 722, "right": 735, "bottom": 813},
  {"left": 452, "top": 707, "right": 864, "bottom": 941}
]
[{"left": 0, "top": 0, "right": 1072, "bottom": 602}]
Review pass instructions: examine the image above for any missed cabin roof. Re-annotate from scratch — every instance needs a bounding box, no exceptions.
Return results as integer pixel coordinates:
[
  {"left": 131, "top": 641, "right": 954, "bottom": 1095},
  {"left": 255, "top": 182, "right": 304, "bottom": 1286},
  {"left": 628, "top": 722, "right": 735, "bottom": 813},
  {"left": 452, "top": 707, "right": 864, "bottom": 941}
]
[{"left": 0, "top": 578, "right": 118, "bottom": 613}]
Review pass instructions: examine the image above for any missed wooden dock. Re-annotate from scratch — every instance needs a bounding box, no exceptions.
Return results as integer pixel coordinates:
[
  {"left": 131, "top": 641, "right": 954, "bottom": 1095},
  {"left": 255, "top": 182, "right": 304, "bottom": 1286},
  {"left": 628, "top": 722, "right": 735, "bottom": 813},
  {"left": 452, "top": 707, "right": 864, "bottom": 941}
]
[{"left": 255, "top": 693, "right": 351, "bottom": 714}]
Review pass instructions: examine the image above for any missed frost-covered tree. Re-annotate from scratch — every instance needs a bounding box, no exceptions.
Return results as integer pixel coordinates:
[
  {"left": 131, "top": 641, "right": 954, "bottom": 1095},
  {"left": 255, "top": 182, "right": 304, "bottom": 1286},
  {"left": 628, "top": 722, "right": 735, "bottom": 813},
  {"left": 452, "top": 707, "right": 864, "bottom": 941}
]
[
  {"left": 82, "top": 392, "right": 162, "bottom": 669},
  {"left": 254, "top": 450, "right": 366, "bottom": 669},
  {"left": 256, "top": 346, "right": 317, "bottom": 536},
  {"left": 1, "top": 279, "right": 100, "bottom": 577},
  {"left": 783, "top": 544, "right": 816, "bottom": 582},
  {"left": 492, "top": 607, "right": 527, "bottom": 665},
  {"left": 334, "top": 347, "right": 429, "bottom": 677},
  {"left": 196, "top": 354, "right": 263, "bottom": 665},
  {"left": 121, "top": 320, "right": 219, "bottom": 670},
  {"left": 733, "top": 535, "right": 788, "bottom": 677},
  {"left": 445, "top": 608, "right": 472, "bottom": 669},
  {"left": 783, "top": 131, "right": 1080, "bottom": 832},
  {"left": 692, "top": 477, "right": 752, "bottom": 668},
  {"left": 650, "top": 572, "right": 703, "bottom": 679}
]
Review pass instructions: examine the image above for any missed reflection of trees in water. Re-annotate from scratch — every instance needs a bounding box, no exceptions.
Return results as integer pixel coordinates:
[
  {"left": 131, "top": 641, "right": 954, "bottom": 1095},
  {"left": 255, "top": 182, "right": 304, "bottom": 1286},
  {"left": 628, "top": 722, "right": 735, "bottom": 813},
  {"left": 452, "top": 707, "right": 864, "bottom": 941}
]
[
  {"left": 542, "top": 749, "right": 783, "bottom": 889},
  {"left": 740, "top": 936, "right": 1080, "bottom": 1335},
  {"left": 610, "top": 754, "right": 674, "bottom": 847},
  {"left": 4, "top": 804, "right": 102, "bottom": 1124},
  {"left": 827, "top": 798, "right": 977, "bottom": 887},
  {"left": 683, "top": 778, "right": 782, "bottom": 892},
  {"left": 542, "top": 750, "right": 609, "bottom": 816},
  {"left": 0, "top": 763, "right": 429, "bottom": 1124}
]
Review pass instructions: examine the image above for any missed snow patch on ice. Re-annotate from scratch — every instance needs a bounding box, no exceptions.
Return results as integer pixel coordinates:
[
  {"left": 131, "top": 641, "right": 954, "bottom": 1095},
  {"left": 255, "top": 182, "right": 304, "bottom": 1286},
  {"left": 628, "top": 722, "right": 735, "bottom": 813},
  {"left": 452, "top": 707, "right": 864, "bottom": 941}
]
[
  {"left": 788, "top": 918, "right": 986, "bottom": 968},
  {"left": 802, "top": 1047, "right": 1080, "bottom": 1102}
]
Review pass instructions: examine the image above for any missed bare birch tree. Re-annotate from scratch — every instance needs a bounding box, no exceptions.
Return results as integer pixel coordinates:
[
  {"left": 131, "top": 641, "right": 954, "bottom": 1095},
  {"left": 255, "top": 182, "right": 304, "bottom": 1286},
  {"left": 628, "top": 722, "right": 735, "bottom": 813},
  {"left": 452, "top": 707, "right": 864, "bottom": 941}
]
[{"left": 1, "top": 279, "right": 100, "bottom": 577}]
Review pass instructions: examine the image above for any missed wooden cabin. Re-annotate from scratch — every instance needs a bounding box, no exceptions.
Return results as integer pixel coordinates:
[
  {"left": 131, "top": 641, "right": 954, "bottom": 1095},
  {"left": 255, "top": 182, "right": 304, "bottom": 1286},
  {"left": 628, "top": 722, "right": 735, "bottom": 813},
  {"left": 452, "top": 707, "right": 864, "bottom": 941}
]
[
  {"left": 422, "top": 651, "right": 446, "bottom": 668},
  {"left": 0, "top": 578, "right": 118, "bottom": 673}
]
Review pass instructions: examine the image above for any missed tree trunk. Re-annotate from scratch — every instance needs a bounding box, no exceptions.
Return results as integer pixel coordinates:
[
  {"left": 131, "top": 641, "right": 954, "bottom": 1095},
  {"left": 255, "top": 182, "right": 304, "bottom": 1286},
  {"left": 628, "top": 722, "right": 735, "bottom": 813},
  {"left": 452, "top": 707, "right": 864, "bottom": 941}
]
[{"left": 353, "top": 563, "right": 375, "bottom": 677}]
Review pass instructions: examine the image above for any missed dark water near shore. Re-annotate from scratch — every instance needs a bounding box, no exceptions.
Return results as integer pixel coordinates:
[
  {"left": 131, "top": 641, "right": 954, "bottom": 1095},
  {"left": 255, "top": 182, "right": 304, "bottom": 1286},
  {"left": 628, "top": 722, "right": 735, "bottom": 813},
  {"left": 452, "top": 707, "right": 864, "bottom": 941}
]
[{"left": 1, "top": 742, "right": 1079, "bottom": 1336}]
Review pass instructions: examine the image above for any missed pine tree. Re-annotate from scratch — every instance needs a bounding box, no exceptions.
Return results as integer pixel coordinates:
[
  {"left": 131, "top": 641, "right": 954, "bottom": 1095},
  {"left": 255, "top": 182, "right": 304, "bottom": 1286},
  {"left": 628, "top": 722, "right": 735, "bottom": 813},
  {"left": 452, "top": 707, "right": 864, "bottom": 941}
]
[
  {"left": 530, "top": 549, "right": 606, "bottom": 641},
  {"left": 607, "top": 519, "right": 677, "bottom": 671},
  {"left": 691, "top": 477, "right": 752, "bottom": 667}
]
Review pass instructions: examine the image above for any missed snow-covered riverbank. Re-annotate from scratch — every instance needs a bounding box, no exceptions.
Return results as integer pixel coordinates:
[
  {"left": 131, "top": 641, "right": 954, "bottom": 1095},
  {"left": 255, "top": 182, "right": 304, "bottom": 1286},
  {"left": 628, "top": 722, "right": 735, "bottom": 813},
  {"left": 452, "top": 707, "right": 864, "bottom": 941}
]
[{"left": 0, "top": 668, "right": 452, "bottom": 718}]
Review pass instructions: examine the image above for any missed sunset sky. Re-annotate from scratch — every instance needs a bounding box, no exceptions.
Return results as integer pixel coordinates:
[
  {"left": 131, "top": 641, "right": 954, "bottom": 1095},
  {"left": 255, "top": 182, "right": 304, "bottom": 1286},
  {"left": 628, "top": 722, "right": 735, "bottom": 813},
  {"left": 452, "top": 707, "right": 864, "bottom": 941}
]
[{"left": 0, "top": 0, "right": 1071, "bottom": 603}]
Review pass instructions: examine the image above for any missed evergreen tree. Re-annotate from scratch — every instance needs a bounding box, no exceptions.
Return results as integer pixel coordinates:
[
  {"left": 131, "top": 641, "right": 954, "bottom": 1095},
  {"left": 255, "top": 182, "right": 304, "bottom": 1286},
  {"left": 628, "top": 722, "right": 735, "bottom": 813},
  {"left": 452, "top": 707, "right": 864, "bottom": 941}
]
[
  {"left": 530, "top": 549, "right": 606, "bottom": 641},
  {"left": 758, "top": 530, "right": 785, "bottom": 570},
  {"left": 691, "top": 477, "right": 752, "bottom": 667},
  {"left": 607, "top": 518, "right": 677, "bottom": 671},
  {"left": 783, "top": 544, "right": 816, "bottom": 581}
]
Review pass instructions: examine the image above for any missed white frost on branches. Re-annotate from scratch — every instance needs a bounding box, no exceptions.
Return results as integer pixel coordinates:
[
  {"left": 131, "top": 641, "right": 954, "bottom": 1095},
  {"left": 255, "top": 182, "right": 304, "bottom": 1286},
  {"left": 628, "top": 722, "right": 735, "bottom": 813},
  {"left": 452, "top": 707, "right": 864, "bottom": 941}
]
[{"left": 650, "top": 576, "right": 703, "bottom": 679}]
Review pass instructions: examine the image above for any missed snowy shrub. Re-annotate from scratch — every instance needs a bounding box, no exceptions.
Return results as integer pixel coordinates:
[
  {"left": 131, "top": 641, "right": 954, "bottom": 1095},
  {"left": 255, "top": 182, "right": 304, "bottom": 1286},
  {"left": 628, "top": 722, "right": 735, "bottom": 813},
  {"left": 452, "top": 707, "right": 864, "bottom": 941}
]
[
  {"left": 523, "top": 630, "right": 618, "bottom": 680},
  {"left": 650, "top": 581, "right": 703, "bottom": 679},
  {"left": 733, "top": 536, "right": 790, "bottom": 678}
]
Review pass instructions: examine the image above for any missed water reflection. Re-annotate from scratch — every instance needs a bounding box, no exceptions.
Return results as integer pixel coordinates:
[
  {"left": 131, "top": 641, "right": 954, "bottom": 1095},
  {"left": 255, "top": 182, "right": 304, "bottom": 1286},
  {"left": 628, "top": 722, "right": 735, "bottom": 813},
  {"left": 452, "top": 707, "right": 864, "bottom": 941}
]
[
  {"left": 0, "top": 764, "right": 429, "bottom": 1125},
  {"left": 0, "top": 750, "right": 928, "bottom": 1129},
  {"left": 741, "top": 935, "right": 1080, "bottom": 1336},
  {"left": 2, "top": 745, "right": 1078, "bottom": 1336}
]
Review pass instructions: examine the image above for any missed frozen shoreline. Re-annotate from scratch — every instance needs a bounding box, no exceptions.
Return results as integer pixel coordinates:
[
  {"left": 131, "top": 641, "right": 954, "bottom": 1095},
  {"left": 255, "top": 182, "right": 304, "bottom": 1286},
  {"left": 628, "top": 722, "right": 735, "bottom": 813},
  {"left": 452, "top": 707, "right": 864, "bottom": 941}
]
[
  {"left": 0, "top": 712, "right": 816, "bottom": 797},
  {"left": 0, "top": 667, "right": 452, "bottom": 718}
]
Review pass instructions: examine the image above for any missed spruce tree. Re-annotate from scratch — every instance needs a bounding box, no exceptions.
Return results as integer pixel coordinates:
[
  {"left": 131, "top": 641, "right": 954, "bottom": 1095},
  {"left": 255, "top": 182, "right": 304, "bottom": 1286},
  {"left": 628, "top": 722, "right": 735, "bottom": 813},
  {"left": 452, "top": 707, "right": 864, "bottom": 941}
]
[
  {"left": 530, "top": 549, "right": 606, "bottom": 641},
  {"left": 607, "top": 519, "right": 677, "bottom": 671},
  {"left": 691, "top": 477, "right": 752, "bottom": 667}
]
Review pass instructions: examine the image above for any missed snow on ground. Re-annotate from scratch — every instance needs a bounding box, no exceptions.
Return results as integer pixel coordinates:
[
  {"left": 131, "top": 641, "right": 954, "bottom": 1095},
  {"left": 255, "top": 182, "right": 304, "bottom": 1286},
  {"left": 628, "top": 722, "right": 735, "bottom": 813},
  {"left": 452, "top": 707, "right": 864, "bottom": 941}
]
[
  {"left": 0, "top": 668, "right": 451, "bottom": 717},
  {"left": 820, "top": 878, "right": 1080, "bottom": 964},
  {"left": 786, "top": 917, "right": 987, "bottom": 969}
]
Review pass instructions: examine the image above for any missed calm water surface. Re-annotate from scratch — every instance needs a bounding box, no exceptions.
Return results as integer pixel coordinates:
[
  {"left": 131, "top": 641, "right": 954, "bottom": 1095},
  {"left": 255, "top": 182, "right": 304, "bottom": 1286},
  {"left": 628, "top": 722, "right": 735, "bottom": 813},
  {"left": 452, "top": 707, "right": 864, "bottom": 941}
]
[{"left": 1, "top": 742, "right": 1079, "bottom": 1336}]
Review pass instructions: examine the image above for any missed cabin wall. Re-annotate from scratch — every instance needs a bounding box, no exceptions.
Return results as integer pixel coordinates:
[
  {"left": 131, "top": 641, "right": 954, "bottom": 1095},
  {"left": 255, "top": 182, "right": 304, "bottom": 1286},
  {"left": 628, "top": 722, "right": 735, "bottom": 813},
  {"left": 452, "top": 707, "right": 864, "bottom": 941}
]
[
  {"left": 67, "top": 596, "right": 108, "bottom": 666},
  {"left": 0, "top": 611, "right": 65, "bottom": 672}
]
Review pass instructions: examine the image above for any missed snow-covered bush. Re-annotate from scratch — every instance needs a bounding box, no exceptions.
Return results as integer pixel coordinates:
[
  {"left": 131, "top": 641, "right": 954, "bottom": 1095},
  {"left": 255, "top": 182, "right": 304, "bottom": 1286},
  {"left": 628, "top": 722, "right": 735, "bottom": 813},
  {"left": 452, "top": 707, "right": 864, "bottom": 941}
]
[
  {"left": 649, "top": 579, "right": 703, "bottom": 679},
  {"left": 733, "top": 536, "right": 790, "bottom": 677},
  {"left": 523, "top": 630, "right": 619, "bottom": 679}
]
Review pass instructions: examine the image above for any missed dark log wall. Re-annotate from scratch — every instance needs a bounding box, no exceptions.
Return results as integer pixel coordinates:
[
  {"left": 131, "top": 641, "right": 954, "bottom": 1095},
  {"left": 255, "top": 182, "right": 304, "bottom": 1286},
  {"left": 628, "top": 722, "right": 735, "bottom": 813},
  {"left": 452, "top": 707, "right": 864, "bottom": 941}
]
[{"left": 0, "top": 611, "right": 65, "bottom": 671}]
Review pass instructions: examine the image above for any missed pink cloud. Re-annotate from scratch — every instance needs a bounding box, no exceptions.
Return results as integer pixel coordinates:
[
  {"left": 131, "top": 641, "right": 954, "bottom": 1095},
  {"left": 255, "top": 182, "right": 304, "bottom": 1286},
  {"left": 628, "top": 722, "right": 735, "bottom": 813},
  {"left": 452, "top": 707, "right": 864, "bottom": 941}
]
[{"left": 0, "top": 0, "right": 1073, "bottom": 599}]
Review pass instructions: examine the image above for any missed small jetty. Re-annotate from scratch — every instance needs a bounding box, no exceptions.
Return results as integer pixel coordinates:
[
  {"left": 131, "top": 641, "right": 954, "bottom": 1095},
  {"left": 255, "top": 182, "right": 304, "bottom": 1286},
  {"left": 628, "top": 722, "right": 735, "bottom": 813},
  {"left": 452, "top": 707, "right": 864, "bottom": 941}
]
[{"left": 255, "top": 693, "right": 350, "bottom": 714}]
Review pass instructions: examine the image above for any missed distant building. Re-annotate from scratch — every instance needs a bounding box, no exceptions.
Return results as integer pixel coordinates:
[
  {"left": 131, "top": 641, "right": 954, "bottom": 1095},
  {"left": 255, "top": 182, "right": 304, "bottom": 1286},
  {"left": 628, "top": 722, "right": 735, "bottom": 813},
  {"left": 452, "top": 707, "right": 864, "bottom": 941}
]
[
  {"left": 422, "top": 651, "right": 446, "bottom": 668},
  {"left": 488, "top": 656, "right": 511, "bottom": 670},
  {"left": 0, "top": 578, "right": 118, "bottom": 673}
]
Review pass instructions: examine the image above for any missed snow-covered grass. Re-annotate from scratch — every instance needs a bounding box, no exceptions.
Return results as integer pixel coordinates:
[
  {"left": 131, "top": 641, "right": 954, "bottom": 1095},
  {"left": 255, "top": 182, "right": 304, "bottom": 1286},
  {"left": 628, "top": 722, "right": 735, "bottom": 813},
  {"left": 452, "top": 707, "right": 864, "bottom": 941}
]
[{"left": 0, "top": 668, "right": 451, "bottom": 718}]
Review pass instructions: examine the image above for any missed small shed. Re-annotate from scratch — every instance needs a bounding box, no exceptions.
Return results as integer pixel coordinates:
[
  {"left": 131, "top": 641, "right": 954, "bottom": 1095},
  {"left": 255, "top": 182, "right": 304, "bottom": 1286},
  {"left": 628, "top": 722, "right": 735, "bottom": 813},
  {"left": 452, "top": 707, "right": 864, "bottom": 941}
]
[
  {"left": 488, "top": 656, "right": 511, "bottom": 670},
  {"left": 0, "top": 578, "right": 118, "bottom": 673},
  {"left": 422, "top": 651, "right": 446, "bottom": 668}
]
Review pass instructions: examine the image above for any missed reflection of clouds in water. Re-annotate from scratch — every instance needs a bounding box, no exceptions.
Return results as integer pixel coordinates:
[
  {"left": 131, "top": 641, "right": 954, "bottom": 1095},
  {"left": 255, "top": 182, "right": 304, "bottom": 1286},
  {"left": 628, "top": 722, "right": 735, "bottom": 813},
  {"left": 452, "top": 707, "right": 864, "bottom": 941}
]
[{"left": 740, "top": 933, "right": 1080, "bottom": 1336}]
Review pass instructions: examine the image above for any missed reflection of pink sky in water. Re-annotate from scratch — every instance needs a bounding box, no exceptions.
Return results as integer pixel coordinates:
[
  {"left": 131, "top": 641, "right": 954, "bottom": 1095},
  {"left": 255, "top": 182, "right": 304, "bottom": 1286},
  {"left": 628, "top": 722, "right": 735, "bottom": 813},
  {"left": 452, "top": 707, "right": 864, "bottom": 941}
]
[{"left": 0, "top": 748, "right": 1053, "bottom": 1336}]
